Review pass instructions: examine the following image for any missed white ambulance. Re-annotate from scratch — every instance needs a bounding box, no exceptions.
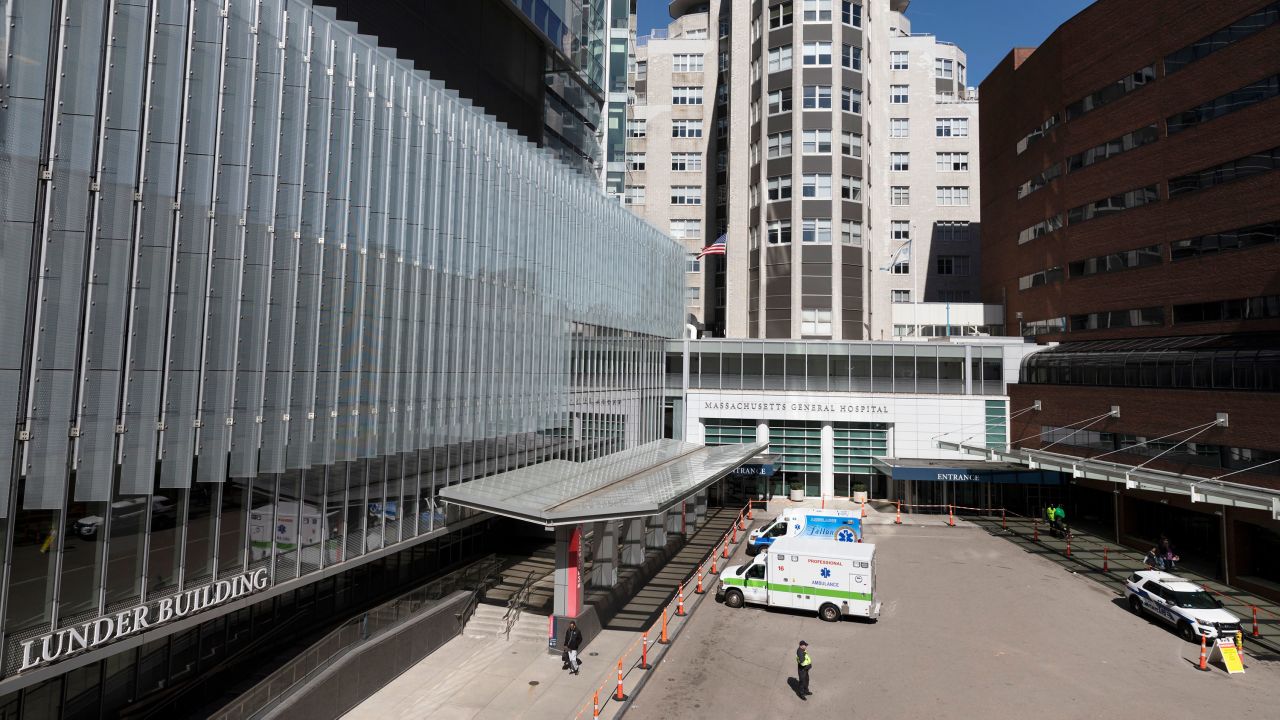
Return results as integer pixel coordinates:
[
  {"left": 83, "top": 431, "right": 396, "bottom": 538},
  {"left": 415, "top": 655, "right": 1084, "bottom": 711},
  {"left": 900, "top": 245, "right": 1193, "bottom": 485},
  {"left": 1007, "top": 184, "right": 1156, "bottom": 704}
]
[
  {"left": 746, "top": 508, "right": 861, "bottom": 554},
  {"left": 718, "top": 535, "right": 880, "bottom": 622}
]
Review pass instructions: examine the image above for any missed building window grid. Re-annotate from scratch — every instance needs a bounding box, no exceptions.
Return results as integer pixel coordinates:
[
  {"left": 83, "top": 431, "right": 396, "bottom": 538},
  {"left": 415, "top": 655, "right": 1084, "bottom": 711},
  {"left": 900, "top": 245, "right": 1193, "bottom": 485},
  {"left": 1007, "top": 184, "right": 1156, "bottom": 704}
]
[
  {"left": 802, "top": 129, "right": 832, "bottom": 154},
  {"left": 890, "top": 50, "right": 909, "bottom": 70},
  {"left": 841, "top": 0, "right": 862, "bottom": 27},
  {"left": 673, "top": 53, "right": 705, "bottom": 72},
  {"left": 890, "top": 152, "right": 909, "bottom": 171},
  {"left": 1164, "top": 4, "right": 1280, "bottom": 74},
  {"left": 671, "top": 119, "right": 704, "bottom": 138},
  {"left": 1066, "top": 65, "right": 1156, "bottom": 120},
  {"left": 802, "top": 173, "right": 833, "bottom": 199},
  {"left": 841, "top": 220, "right": 863, "bottom": 246},
  {"left": 890, "top": 186, "right": 910, "bottom": 205},
  {"left": 802, "top": 218, "right": 833, "bottom": 244},
  {"left": 1067, "top": 185, "right": 1159, "bottom": 224},
  {"left": 769, "top": 1, "right": 794, "bottom": 29},
  {"left": 841, "top": 88, "right": 862, "bottom": 114},
  {"left": 890, "top": 85, "right": 909, "bottom": 104},
  {"left": 767, "top": 175, "right": 793, "bottom": 201},
  {"left": 672, "top": 86, "right": 704, "bottom": 105},
  {"left": 803, "top": 85, "right": 833, "bottom": 109},
  {"left": 842, "top": 44, "right": 862, "bottom": 71},
  {"left": 1067, "top": 124, "right": 1159, "bottom": 171},
  {"left": 935, "top": 255, "right": 971, "bottom": 276},
  {"left": 768, "top": 131, "right": 793, "bottom": 159},
  {"left": 803, "top": 41, "right": 833, "bottom": 66},
  {"left": 936, "top": 152, "right": 969, "bottom": 171},
  {"left": 803, "top": 0, "right": 833, "bottom": 22},
  {"left": 671, "top": 152, "right": 703, "bottom": 171},
  {"left": 768, "top": 88, "right": 793, "bottom": 115},
  {"left": 768, "top": 219, "right": 794, "bottom": 244},
  {"left": 842, "top": 132, "right": 862, "bottom": 157},
  {"left": 936, "top": 186, "right": 970, "bottom": 206},
  {"left": 768, "top": 45, "right": 793, "bottom": 73},
  {"left": 889, "top": 118, "right": 909, "bottom": 138},
  {"left": 671, "top": 186, "right": 703, "bottom": 205},
  {"left": 841, "top": 175, "right": 862, "bottom": 201},
  {"left": 936, "top": 117, "right": 969, "bottom": 137}
]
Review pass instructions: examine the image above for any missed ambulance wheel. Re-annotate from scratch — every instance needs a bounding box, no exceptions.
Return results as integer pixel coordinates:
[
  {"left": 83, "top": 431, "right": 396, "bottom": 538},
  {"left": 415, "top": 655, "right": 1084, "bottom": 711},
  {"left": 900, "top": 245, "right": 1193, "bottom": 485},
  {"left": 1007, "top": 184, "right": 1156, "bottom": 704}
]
[
  {"left": 1128, "top": 595, "right": 1143, "bottom": 615},
  {"left": 818, "top": 603, "right": 841, "bottom": 622},
  {"left": 724, "top": 589, "right": 744, "bottom": 608}
]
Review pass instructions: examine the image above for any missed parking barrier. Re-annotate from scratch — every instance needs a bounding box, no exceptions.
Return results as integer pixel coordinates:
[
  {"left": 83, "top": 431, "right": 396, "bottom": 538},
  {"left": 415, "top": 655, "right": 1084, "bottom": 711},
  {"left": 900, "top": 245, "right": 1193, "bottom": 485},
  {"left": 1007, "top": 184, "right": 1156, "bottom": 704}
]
[
  {"left": 639, "top": 632, "right": 651, "bottom": 669},
  {"left": 1198, "top": 634, "right": 1208, "bottom": 671},
  {"left": 615, "top": 659, "right": 626, "bottom": 700},
  {"left": 676, "top": 582, "right": 686, "bottom": 616},
  {"left": 696, "top": 566, "right": 704, "bottom": 594},
  {"left": 895, "top": 501, "right": 902, "bottom": 525}
]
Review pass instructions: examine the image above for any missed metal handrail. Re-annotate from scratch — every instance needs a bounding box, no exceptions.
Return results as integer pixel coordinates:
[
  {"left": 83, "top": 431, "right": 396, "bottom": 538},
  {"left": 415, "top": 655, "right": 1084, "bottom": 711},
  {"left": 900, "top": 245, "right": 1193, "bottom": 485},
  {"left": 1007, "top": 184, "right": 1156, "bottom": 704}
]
[{"left": 503, "top": 570, "right": 537, "bottom": 641}]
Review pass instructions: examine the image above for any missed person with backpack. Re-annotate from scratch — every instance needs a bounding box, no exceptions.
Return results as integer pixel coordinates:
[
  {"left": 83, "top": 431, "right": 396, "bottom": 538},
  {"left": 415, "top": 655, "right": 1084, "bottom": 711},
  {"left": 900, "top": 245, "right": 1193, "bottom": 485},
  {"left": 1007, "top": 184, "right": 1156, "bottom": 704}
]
[{"left": 563, "top": 620, "right": 583, "bottom": 675}]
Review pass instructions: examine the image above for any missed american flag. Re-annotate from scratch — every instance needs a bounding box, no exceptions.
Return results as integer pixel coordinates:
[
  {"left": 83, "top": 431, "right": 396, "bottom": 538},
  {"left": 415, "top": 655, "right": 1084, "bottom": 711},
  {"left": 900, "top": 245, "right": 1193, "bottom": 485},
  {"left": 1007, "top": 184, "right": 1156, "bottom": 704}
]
[{"left": 697, "top": 234, "right": 727, "bottom": 258}]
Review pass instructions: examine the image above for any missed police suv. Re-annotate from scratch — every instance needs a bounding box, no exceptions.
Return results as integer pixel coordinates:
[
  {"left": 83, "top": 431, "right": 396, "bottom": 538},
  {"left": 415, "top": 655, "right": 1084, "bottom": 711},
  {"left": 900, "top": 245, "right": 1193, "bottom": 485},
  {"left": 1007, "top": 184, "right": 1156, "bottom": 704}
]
[{"left": 1124, "top": 570, "right": 1241, "bottom": 642}]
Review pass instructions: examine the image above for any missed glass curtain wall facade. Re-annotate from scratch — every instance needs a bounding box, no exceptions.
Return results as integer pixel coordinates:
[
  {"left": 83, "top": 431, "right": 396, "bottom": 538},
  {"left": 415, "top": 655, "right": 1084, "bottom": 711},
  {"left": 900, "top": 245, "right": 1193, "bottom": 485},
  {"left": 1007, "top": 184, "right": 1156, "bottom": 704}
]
[{"left": 0, "top": 0, "right": 681, "bottom": 693}]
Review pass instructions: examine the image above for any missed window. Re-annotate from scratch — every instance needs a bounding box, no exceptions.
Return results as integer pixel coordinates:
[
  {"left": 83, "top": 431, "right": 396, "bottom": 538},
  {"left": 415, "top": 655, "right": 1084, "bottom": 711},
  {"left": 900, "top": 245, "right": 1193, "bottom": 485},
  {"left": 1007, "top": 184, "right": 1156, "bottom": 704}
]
[
  {"left": 936, "top": 221, "right": 970, "bottom": 242},
  {"left": 935, "top": 255, "right": 970, "bottom": 276},
  {"left": 749, "top": 142, "right": 760, "bottom": 165},
  {"left": 1165, "top": 4, "right": 1280, "bottom": 74},
  {"left": 1016, "top": 163, "right": 1062, "bottom": 199},
  {"left": 890, "top": 118, "right": 909, "bottom": 137},
  {"left": 768, "top": 219, "right": 793, "bottom": 244},
  {"left": 1170, "top": 220, "right": 1280, "bottom": 261},
  {"left": 671, "top": 152, "right": 703, "bottom": 171},
  {"left": 751, "top": 58, "right": 762, "bottom": 82},
  {"left": 673, "top": 53, "right": 705, "bottom": 72},
  {"left": 767, "top": 88, "right": 792, "bottom": 114},
  {"left": 625, "top": 185, "right": 645, "bottom": 205},
  {"left": 841, "top": 132, "right": 862, "bottom": 157},
  {"left": 936, "top": 186, "right": 970, "bottom": 206},
  {"left": 1070, "top": 306, "right": 1164, "bottom": 331},
  {"left": 841, "top": 0, "right": 862, "bottom": 27},
  {"left": 1067, "top": 185, "right": 1159, "bottom": 224},
  {"left": 803, "top": 41, "right": 832, "bottom": 66},
  {"left": 890, "top": 85, "right": 909, "bottom": 103},
  {"left": 890, "top": 50, "right": 909, "bottom": 70},
  {"left": 891, "top": 221, "right": 910, "bottom": 240},
  {"left": 626, "top": 119, "right": 646, "bottom": 138},
  {"left": 685, "top": 253, "right": 701, "bottom": 273},
  {"left": 802, "top": 218, "right": 832, "bottom": 243},
  {"left": 892, "top": 255, "right": 910, "bottom": 274},
  {"left": 767, "top": 131, "right": 793, "bottom": 158},
  {"left": 1067, "top": 125, "right": 1159, "bottom": 171},
  {"left": 1022, "top": 317, "right": 1067, "bottom": 336},
  {"left": 1174, "top": 294, "right": 1280, "bottom": 324},
  {"left": 1018, "top": 266, "right": 1064, "bottom": 290},
  {"left": 1016, "top": 114, "right": 1058, "bottom": 155},
  {"left": 936, "top": 117, "right": 968, "bottom": 137},
  {"left": 890, "top": 152, "right": 910, "bottom": 171},
  {"left": 1167, "top": 147, "right": 1280, "bottom": 198},
  {"left": 841, "top": 44, "right": 862, "bottom": 71},
  {"left": 767, "top": 175, "right": 793, "bottom": 201},
  {"left": 672, "top": 119, "right": 704, "bottom": 138},
  {"left": 801, "top": 129, "right": 832, "bottom": 154},
  {"left": 672, "top": 86, "right": 704, "bottom": 105},
  {"left": 686, "top": 286, "right": 701, "bottom": 302},
  {"left": 671, "top": 219, "right": 702, "bottom": 240},
  {"left": 803, "top": 85, "right": 832, "bottom": 109},
  {"left": 938, "top": 290, "right": 971, "bottom": 303},
  {"left": 890, "top": 186, "right": 910, "bottom": 205},
  {"left": 935, "top": 58, "right": 954, "bottom": 79},
  {"left": 1066, "top": 65, "right": 1155, "bottom": 120},
  {"left": 684, "top": 28, "right": 708, "bottom": 39},
  {"left": 769, "top": 2, "right": 794, "bottom": 29},
  {"left": 840, "top": 175, "right": 862, "bottom": 201},
  {"left": 892, "top": 290, "right": 911, "bottom": 303},
  {"left": 1018, "top": 215, "right": 1063, "bottom": 244},
  {"left": 936, "top": 152, "right": 969, "bottom": 171},
  {"left": 671, "top": 186, "right": 702, "bottom": 205},
  {"left": 626, "top": 152, "right": 645, "bottom": 171},
  {"left": 634, "top": 60, "right": 648, "bottom": 81},
  {"left": 802, "top": 308, "right": 833, "bottom": 336},
  {"left": 1069, "top": 246, "right": 1162, "bottom": 278},
  {"left": 802, "top": 173, "right": 832, "bottom": 199},
  {"left": 841, "top": 220, "right": 862, "bottom": 246},
  {"left": 803, "top": 0, "right": 832, "bottom": 22},
  {"left": 716, "top": 84, "right": 729, "bottom": 105},
  {"left": 841, "top": 88, "right": 862, "bottom": 113},
  {"left": 767, "top": 45, "right": 793, "bottom": 73}
]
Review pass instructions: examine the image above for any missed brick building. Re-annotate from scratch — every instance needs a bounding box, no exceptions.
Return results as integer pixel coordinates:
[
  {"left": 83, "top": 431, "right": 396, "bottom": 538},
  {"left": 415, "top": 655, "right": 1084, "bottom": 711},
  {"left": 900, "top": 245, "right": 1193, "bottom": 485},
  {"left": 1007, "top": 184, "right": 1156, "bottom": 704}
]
[{"left": 979, "top": 0, "right": 1280, "bottom": 598}]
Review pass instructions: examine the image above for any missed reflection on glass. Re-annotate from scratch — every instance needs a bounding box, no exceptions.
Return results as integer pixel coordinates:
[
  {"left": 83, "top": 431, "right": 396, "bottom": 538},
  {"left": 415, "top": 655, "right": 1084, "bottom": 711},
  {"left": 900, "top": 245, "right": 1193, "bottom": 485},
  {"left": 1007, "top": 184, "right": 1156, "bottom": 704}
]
[{"left": 6, "top": 499, "right": 59, "bottom": 632}]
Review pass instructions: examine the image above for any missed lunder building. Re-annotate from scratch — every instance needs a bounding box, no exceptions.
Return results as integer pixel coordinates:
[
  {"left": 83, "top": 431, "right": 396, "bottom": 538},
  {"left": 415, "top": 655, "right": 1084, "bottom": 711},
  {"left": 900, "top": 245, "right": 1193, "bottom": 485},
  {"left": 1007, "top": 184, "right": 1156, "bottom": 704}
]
[{"left": 0, "top": 0, "right": 688, "bottom": 714}]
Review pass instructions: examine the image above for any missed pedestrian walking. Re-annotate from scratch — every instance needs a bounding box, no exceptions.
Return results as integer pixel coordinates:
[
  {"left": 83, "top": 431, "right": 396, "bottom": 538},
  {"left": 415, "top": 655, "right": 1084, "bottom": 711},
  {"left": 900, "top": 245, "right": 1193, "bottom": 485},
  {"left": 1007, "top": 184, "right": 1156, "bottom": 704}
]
[
  {"left": 1045, "top": 505, "right": 1057, "bottom": 537},
  {"left": 1053, "top": 503, "right": 1066, "bottom": 538},
  {"left": 563, "top": 620, "right": 583, "bottom": 675},
  {"left": 795, "top": 640, "right": 812, "bottom": 699},
  {"left": 1158, "top": 535, "right": 1179, "bottom": 572}
]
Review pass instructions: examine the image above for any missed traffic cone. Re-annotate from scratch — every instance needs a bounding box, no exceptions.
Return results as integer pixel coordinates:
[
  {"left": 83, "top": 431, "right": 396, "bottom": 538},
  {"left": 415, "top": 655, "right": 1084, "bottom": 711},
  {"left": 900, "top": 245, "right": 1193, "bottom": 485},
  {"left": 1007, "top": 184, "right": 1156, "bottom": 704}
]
[
  {"left": 731, "top": 523, "right": 738, "bottom": 544},
  {"left": 640, "top": 632, "right": 651, "bottom": 669},
  {"left": 894, "top": 500, "right": 902, "bottom": 525},
  {"left": 1103, "top": 547, "right": 1109, "bottom": 573},
  {"left": 615, "top": 659, "right": 626, "bottom": 700},
  {"left": 1253, "top": 606, "right": 1261, "bottom": 637},
  {"left": 948, "top": 505, "right": 955, "bottom": 527},
  {"left": 710, "top": 550, "right": 718, "bottom": 574},
  {"left": 722, "top": 539, "right": 729, "bottom": 558},
  {"left": 747, "top": 505, "right": 754, "bottom": 520},
  {"left": 738, "top": 513, "right": 746, "bottom": 531},
  {"left": 1198, "top": 633, "right": 1208, "bottom": 671},
  {"left": 660, "top": 607, "right": 669, "bottom": 644},
  {"left": 676, "top": 582, "right": 686, "bottom": 616},
  {"left": 696, "top": 566, "right": 705, "bottom": 594},
  {"left": 861, "top": 500, "right": 866, "bottom": 519},
  {"left": 1066, "top": 533, "right": 1072, "bottom": 558},
  {"left": 1033, "top": 519, "right": 1039, "bottom": 542},
  {"left": 593, "top": 690, "right": 600, "bottom": 718}
]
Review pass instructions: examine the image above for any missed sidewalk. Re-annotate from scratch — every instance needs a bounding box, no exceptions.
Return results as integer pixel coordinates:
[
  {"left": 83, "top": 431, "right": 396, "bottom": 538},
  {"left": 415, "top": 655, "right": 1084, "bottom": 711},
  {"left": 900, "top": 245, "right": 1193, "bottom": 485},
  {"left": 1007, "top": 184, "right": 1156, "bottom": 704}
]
[
  {"left": 343, "top": 506, "right": 757, "bottom": 720},
  {"left": 964, "top": 512, "right": 1280, "bottom": 658}
]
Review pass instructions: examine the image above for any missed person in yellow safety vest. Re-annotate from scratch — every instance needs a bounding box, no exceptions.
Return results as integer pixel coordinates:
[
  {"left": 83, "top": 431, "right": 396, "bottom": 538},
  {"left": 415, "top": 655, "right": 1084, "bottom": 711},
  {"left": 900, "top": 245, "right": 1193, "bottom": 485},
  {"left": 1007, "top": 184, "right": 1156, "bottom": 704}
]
[
  {"left": 1046, "top": 505, "right": 1057, "bottom": 537},
  {"left": 795, "top": 640, "right": 813, "bottom": 699}
]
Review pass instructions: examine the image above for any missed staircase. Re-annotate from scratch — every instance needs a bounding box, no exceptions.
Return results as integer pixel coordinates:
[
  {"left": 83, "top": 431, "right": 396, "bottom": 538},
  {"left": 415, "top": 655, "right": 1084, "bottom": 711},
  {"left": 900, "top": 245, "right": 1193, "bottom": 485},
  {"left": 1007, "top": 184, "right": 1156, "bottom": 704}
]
[{"left": 464, "top": 602, "right": 547, "bottom": 642}]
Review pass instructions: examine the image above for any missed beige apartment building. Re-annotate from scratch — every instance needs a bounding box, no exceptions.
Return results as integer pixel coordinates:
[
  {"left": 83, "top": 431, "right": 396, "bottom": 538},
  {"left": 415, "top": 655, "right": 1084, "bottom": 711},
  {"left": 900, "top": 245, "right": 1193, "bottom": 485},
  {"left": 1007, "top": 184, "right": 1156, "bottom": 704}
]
[{"left": 627, "top": 0, "right": 993, "bottom": 339}]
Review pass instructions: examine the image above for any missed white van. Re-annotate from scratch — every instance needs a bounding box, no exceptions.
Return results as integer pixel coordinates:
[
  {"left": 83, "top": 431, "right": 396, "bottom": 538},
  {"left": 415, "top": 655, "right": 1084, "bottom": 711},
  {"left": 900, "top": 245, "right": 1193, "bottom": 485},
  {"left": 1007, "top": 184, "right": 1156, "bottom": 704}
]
[
  {"left": 747, "top": 508, "right": 861, "bottom": 554},
  {"left": 718, "top": 535, "right": 880, "bottom": 622}
]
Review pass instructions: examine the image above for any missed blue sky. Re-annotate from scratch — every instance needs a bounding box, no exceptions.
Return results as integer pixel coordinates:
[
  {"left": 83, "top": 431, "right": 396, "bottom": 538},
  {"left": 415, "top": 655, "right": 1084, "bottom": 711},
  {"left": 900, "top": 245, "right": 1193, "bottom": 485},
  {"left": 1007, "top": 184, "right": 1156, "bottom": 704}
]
[{"left": 635, "top": 0, "right": 1096, "bottom": 85}]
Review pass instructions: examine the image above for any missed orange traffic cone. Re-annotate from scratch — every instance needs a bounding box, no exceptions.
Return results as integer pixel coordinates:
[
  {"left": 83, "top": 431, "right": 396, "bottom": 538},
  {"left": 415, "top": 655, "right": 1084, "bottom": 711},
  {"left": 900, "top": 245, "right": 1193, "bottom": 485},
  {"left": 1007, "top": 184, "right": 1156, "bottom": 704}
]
[
  {"left": 710, "top": 550, "right": 719, "bottom": 574},
  {"left": 738, "top": 513, "right": 746, "bottom": 531},
  {"left": 894, "top": 501, "right": 902, "bottom": 525},
  {"left": 676, "top": 582, "right": 686, "bottom": 616},
  {"left": 696, "top": 566, "right": 705, "bottom": 594},
  {"left": 1198, "top": 633, "right": 1208, "bottom": 671},
  {"left": 747, "top": 505, "right": 754, "bottom": 520}
]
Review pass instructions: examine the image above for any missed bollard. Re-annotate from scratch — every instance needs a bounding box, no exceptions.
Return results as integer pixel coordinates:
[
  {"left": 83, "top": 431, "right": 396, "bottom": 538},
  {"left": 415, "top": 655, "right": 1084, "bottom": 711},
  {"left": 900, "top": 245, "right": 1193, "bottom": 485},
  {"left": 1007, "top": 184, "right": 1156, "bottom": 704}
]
[
  {"left": 948, "top": 505, "right": 955, "bottom": 527},
  {"left": 1001, "top": 508, "right": 1006, "bottom": 531},
  {"left": 1066, "top": 533, "right": 1072, "bottom": 558},
  {"left": 895, "top": 500, "right": 902, "bottom": 525},
  {"left": 696, "top": 566, "right": 705, "bottom": 594},
  {"left": 1033, "top": 519, "right": 1039, "bottom": 542},
  {"left": 615, "top": 659, "right": 626, "bottom": 700},
  {"left": 676, "top": 582, "right": 686, "bottom": 616},
  {"left": 593, "top": 690, "right": 600, "bottom": 719},
  {"left": 660, "top": 607, "right": 669, "bottom": 644},
  {"left": 1198, "top": 633, "right": 1208, "bottom": 671},
  {"left": 640, "top": 632, "right": 651, "bottom": 669},
  {"left": 1103, "top": 547, "right": 1109, "bottom": 573},
  {"left": 1253, "top": 606, "right": 1261, "bottom": 637}
]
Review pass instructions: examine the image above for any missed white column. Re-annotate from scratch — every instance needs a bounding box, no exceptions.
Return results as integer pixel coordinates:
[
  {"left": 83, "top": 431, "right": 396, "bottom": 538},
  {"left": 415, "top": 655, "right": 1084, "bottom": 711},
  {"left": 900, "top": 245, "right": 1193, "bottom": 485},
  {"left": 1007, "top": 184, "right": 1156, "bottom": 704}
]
[
  {"left": 622, "top": 518, "right": 647, "bottom": 565},
  {"left": 684, "top": 496, "right": 699, "bottom": 536},
  {"left": 666, "top": 505, "right": 683, "bottom": 534},
  {"left": 756, "top": 422, "right": 769, "bottom": 445},
  {"left": 646, "top": 511, "right": 668, "bottom": 549},
  {"left": 590, "top": 521, "right": 620, "bottom": 588},
  {"left": 820, "top": 422, "right": 835, "bottom": 499},
  {"left": 694, "top": 490, "right": 708, "bottom": 523}
]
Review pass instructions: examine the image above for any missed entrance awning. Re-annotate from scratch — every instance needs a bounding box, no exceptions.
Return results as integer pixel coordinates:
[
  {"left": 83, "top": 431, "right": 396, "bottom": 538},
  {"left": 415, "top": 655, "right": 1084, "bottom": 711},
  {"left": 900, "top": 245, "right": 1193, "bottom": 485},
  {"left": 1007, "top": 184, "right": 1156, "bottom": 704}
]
[
  {"left": 438, "top": 439, "right": 768, "bottom": 526},
  {"left": 873, "top": 457, "right": 1063, "bottom": 485}
]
